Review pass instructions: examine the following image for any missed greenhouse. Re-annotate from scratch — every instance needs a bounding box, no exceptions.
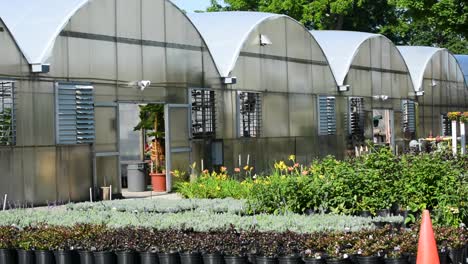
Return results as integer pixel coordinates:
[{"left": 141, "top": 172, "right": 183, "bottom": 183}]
[
  {"left": 455, "top": 54, "right": 468, "bottom": 86},
  {"left": 0, "top": 0, "right": 467, "bottom": 205},
  {"left": 398, "top": 47, "right": 468, "bottom": 137},
  {"left": 310, "top": 31, "right": 416, "bottom": 153}
]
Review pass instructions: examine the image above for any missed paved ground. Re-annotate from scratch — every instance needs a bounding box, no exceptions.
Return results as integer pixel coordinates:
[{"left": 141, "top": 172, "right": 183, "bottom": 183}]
[{"left": 121, "top": 189, "right": 182, "bottom": 200}]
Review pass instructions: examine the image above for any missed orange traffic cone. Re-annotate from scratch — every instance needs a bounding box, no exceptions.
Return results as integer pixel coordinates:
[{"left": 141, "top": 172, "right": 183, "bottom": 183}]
[{"left": 416, "top": 210, "right": 440, "bottom": 264}]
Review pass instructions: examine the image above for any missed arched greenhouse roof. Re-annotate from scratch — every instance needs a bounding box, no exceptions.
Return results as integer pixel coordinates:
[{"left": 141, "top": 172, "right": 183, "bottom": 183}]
[
  {"left": 397, "top": 46, "right": 447, "bottom": 92},
  {"left": 0, "top": 0, "right": 89, "bottom": 65},
  {"left": 309, "top": 30, "right": 381, "bottom": 86},
  {"left": 187, "top": 11, "right": 285, "bottom": 78}
]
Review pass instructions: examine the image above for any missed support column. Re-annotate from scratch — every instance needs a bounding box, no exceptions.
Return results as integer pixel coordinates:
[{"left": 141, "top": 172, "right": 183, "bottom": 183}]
[
  {"left": 452, "top": 120, "right": 457, "bottom": 156},
  {"left": 460, "top": 121, "right": 466, "bottom": 155}
]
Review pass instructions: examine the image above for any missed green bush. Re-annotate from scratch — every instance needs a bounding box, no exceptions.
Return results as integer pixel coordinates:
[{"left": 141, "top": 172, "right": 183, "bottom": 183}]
[{"left": 176, "top": 148, "right": 468, "bottom": 226}]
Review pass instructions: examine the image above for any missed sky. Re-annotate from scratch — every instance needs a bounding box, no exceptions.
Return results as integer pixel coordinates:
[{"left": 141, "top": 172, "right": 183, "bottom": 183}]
[{"left": 171, "top": 0, "right": 225, "bottom": 12}]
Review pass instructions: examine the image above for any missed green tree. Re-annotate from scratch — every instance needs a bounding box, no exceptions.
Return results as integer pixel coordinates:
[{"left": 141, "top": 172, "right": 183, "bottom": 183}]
[{"left": 207, "top": 0, "right": 468, "bottom": 54}]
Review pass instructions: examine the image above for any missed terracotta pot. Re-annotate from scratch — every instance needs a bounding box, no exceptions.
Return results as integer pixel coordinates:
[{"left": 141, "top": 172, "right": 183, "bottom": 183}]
[{"left": 150, "top": 172, "right": 166, "bottom": 192}]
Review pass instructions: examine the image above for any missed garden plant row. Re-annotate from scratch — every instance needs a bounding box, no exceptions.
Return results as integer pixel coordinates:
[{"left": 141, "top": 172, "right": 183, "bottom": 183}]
[
  {"left": 0, "top": 224, "right": 466, "bottom": 264},
  {"left": 67, "top": 198, "right": 247, "bottom": 214},
  {"left": 0, "top": 209, "right": 403, "bottom": 233},
  {"left": 177, "top": 148, "right": 468, "bottom": 226}
]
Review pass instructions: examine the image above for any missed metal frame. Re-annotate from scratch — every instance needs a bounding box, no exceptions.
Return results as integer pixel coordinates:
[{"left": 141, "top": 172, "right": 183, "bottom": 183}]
[
  {"left": 317, "top": 95, "right": 337, "bottom": 136},
  {"left": 0, "top": 80, "right": 15, "bottom": 146},
  {"left": 189, "top": 87, "right": 216, "bottom": 139}
]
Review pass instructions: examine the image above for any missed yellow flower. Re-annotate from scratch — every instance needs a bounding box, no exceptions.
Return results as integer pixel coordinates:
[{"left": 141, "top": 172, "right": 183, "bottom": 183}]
[
  {"left": 216, "top": 186, "right": 221, "bottom": 191},
  {"left": 288, "top": 155, "right": 296, "bottom": 161},
  {"left": 244, "top": 165, "right": 250, "bottom": 171}
]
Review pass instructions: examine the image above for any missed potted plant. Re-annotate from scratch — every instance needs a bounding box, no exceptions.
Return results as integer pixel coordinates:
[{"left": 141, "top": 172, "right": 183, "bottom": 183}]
[
  {"left": 113, "top": 228, "right": 138, "bottom": 264},
  {"left": 277, "top": 231, "right": 302, "bottom": 264},
  {"left": 0, "top": 226, "right": 17, "bottom": 264},
  {"left": 222, "top": 229, "right": 248, "bottom": 264},
  {"left": 134, "top": 104, "right": 166, "bottom": 192},
  {"left": 200, "top": 232, "right": 225, "bottom": 264},
  {"left": 157, "top": 229, "right": 181, "bottom": 264},
  {"left": 179, "top": 231, "right": 202, "bottom": 264},
  {"left": 255, "top": 232, "right": 280, "bottom": 264}
]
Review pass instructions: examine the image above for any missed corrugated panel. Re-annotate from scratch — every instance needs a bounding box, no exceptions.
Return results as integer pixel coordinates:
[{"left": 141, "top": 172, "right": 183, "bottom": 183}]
[
  {"left": 402, "top": 100, "right": 416, "bottom": 133},
  {"left": 57, "top": 83, "right": 95, "bottom": 144},
  {"left": 318, "top": 96, "right": 336, "bottom": 135}
]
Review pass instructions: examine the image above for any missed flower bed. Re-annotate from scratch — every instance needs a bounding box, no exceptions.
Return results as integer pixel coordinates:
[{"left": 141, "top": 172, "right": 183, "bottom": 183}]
[{"left": 177, "top": 148, "right": 468, "bottom": 226}]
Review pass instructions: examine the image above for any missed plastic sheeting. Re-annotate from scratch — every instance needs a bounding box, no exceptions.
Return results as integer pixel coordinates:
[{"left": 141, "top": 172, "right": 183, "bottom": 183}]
[
  {"left": 0, "top": 0, "right": 89, "bottom": 65},
  {"left": 310, "top": 30, "right": 379, "bottom": 86},
  {"left": 455, "top": 55, "right": 468, "bottom": 85},
  {"left": 397, "top": 46, "right": 444, "bottom": 91},
  {"left": 188, "top": 11, "right": 284, "bottom": 77}
]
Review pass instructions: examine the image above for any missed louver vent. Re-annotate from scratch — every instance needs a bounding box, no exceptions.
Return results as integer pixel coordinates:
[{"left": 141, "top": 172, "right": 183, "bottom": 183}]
[
  {"left": 318, "top": 96, "right": 336, "bottom": 135},
  {"left": 56, "top": 84, "right": 95, "bottom": 144},
  {"left": 402, "top": 100, "right": 416, "bottom": 133}
]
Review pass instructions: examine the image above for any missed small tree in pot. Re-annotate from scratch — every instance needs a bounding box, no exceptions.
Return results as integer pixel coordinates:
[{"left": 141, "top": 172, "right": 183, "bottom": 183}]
[{"left": 134, "top": 104, "right": 166, "bottom": 192}]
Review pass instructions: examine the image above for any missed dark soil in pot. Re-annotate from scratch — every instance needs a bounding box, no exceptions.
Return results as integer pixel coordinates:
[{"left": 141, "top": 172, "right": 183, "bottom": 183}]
[
  {"left": 255, "top": 256, "right": 278, "bottom": 264},
  {"left": 17, "top": 249, "right": 34, "bottom": 264},
  {"left": 116, "top": 251, "right": 136, "bottom": 264},
  {"left": 325, "top": 259, "right": 350, "bottom": 264},
  {"left": 356, "top": 256, "right": 380, "bottom": 264},
  {"left": 203, "top": 253, "right": 224, "bottom": 264},
  {"left": 35, "top": 250, "right": 55, "bottom": 264},
  {"left": 159, "top": 252, "right": 180, "bottom": 264},
  {"left": 94, "top": 251, "right": 115, "bottom": 264},
  {"left": 79, "top": 251, "right": 95, "bottom": 264},
  {"left": 0, "top": 249, "right": 15, "bottom": 264},
  {"left": 224, "top": 255, "right": 248, "bottom": 264},
  {"left": 302, "top": 258, "right": 325, "bottom": 264},
  {"left": 180, "top": 252, "right": 201, "bottom": 264},
  {"left": 278, "top": 255, "right": 301, "bottom": 264},
  {"left": 140, "top": 252, "right": 159, "bottom": 264}
]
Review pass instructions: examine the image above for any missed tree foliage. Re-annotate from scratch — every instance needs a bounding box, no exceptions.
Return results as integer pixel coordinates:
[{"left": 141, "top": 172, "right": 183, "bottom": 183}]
[{"left": 207, "top": 0, "right": 468, "bottom": 54}]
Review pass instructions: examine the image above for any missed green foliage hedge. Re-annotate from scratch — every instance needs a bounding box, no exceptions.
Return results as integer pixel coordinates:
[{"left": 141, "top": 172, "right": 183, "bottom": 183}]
[{"left": 176, "top": 149, "right": 468, "bottom": 226}]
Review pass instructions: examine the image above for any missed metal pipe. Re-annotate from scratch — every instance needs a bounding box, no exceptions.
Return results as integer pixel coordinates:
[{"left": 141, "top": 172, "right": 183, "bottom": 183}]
[
  {"left": 2, "top": 194, "right": 7, "bottom": 211},
  {"left": 89, "top": 188, "right": 93, "bottom": 203}
]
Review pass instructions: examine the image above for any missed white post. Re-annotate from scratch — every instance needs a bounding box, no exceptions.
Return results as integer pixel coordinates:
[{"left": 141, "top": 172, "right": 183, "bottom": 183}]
[
  {"left": 452, "top": 120, "right": 458, "bottom": 156},
  {"left": 247, "top": 154, "right": 250, "bottom": 166},
  {"left": 109, "top": 185, "right": 112, "bottom": 200},
  {"left": 460, "top": 121, "right": 466, "bottom": 155},
  {"left": 201, "top": 159, "right": 204, "bottom": 171},
  {"left": 89, "top": 188, "right": 93, "bottom": 203},
  {"left": 2, "top": 194, "right": 7, "bottom": 211},
  {"left": 238, "top": 155, "right": 241, "bottom": 167}
]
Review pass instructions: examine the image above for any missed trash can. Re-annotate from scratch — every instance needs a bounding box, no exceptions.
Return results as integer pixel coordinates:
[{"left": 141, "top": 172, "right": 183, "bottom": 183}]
[{"left": 127, "top": 163, "right": 146, "bottom": 192}]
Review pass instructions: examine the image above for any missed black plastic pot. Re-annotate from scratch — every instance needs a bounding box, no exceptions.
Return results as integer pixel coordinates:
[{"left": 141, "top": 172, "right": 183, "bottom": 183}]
[
  {"left": 180, "top": 252, "right": 202, "bottom": 264},
  {"left": 159, "top": 252, "right": 180, "bottom": 264},
  {"left": 377, "top": 209, "right": 391, "bottom": 217},
  {"left": 94, "top": 251, "right": 115, "bottom": 264},
  {"left": 140, "top": 252, "right": 159, "bottom": 264},
  {"left": 54, "top": 250, "right": 75, "bottom": 264},
  {"left": 407, "top": 255, "right": 415, "bottom": 264},
  {"left": 325, "top": 259, "right": 349, "bottom": 264},
  {"left": 439, "top": 251, "right": 448, "bottom": 264},
  {"left": 247, "top": 253, "right": 256, "bottom": 264},
  {"left": 202, "top": 253, "right": 224, "bottom": 264},
  {"left": 449, "top": 247, "right": 464, "bottom": 264},
  {"left": 35, "top": 250, "right": 55, "bottom": 264},
  {"left": 359, "top": 211, "right": 372, "bottom": 217},
  {"left": 302, "top": 258, "right": 325, "bottom": 264},
  {"left": 255, "top": 256, "right": 278, "bottom": 264},
  {"left": 278, "top": 256, "right": 301, "bottom": 264},
  {"left": 383, "top": 257, "right": 408, "bottom": 264},
  {"left": 116, "top": 251, "right": 136, "bottom": 264},
  {"left": 224, "top": 256, "right": 248, "bottom": 264},
  {"left": 356, "top": 256, "right": 380, "bottom": 264},
  {"left": 17, "top": 249, "right": 34, "bottom": 264},
  {"left": 0, "top": 249, "right": 14, "bottom": 264},
  {"left": 79, "top": 251, "right": 95, "bottom": 264}
]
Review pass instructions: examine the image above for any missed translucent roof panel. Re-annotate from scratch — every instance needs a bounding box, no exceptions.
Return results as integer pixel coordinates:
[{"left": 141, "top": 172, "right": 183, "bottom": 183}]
[
  {"left": 455, "top": 55, "right": 468, "bottom": 86},
  {"left": 0, "top": 0, "right": 89, "bottom": 65},
  {"left": 310, "top": 30, "right": 379, "bottom": 86},
  {"left": 397, "top": 46, "right": 444, "bottom": 92},
  {"left": 188, "top": 12, "right": 284, "bottom": 77}
]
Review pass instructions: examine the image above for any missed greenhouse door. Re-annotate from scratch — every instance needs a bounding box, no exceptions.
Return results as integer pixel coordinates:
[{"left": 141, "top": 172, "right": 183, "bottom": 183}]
[{"left": 165, "top": 104, "right": 192, "bottom": 192}]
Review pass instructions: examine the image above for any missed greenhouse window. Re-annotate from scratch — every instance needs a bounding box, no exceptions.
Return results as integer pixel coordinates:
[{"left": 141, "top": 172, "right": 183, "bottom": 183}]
[
  {"left": 441, "top": 113, "right": 451, "bottom": 136},
  {"left": 191, "top": 89, "right": 216, "bottom": 138},
  {"left": 56, "top": 83, "right": 95, "bottom": 145},
  {"left": 238, "top": 91, "right": 262, "bottom": 138},
  {"left": 0, "top": 81, "right": 15, "bottom": 146},
  {"left": 402, "top": 100, "right": 416, "bottom": 133},
  {"left": 348, "top": 97, "right": 365, "bottom": 137},
  {"left": 318, "top": 96, "right": 336, "bottom": 136}
]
